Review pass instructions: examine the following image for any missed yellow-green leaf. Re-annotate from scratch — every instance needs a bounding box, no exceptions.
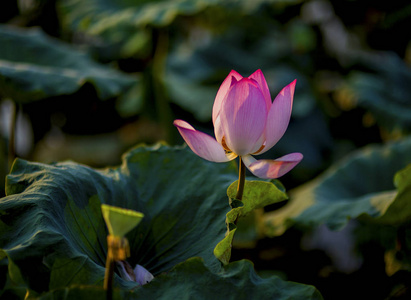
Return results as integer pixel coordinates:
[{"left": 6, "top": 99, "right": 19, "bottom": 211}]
[{"left": 101, "top": 204, "right": 144, "bottom": 237}]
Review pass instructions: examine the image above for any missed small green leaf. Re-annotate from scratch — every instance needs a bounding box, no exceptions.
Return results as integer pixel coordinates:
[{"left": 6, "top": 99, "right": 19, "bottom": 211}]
[
  {"left": 376, "top": 164, "right": 411, "bottom": 224},
  {"left": 213, "top": 228, "right": 237, "bottom": 265},
  {"left": 214, "top": 180, "right": 288, "bottom": 264},
  {"left": 101, "top": 204, "right": 144, "bottom": 237},
  {"left": 229, "top": 199, "right": 244, "bottom": 209},
  {"left": 227, "top": 179, "right": 288, "bottom": 220}
]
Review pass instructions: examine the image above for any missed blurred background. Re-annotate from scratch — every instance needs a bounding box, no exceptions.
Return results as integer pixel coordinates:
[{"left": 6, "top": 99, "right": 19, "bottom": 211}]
[{"left": 0, "top": 0, "right": 410, "bottom": 299}]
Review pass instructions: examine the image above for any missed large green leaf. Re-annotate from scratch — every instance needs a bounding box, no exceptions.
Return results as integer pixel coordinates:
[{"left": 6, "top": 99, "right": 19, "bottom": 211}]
[
  {"left": 0, "top": 144, "right": 323, "bottom": 298},
  {"left": 57, "top": 0, "right": 283, "bottom": 59},
  {"left": 345, "top": 53, "right": 411, "bottom": 134},
  {"left": 263, "top": 138, "right": 411, "bottom": 236},
  {"left": 0, "top": 25, "right": 136, "bottom": 103},
  {"left": 58, "top": 0, "right": 220, "bottom": 58},
  {"left": 0, "top": 144, "right": 237, "bottom": 293},
  {"left": 37, "top": 257, "right": 323, "bottom": 299},
  {"left": 60, "top": 0, "right": 218, "bottom": 27}
]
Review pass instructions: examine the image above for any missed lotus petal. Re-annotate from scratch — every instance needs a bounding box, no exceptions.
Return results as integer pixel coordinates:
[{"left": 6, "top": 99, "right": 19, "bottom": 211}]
[
  {"left": 258, "top": 80, "right": 296, "bottom": 155},
  {"left": 249, "top": 69, "right": 272, "bottom": 112},
  {"left": 220, "top": 78, "right": 267, "bottom": 156},
  {"left": 242, "top": 152, "right": 303, "bottom": 179},
  {"left": 212, "top": 70, "right": 243, "bottom": 123},
  {"left": 174, "top": 120, "right": 236, "bottom": 162}
]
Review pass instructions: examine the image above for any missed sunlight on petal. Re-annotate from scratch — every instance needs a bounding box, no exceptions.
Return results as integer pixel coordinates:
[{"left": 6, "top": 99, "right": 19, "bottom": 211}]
[
  {"left": 212, "top": 70, "right": 243, "bottom": 123},
  {"left": 214, "top": 115, "right": 224, "bottom": 144},
  {"left": 220, "top": 79, "right": 267, "bottom": 156},
  {"left": 258, "top": 80, "right": 296, "bottom": 155},
  {"left": 248, "top": 69, "right": 272, "bottom": 112},
  {"left": 174, "top": 120, "right": 235, "bottom": 162}
]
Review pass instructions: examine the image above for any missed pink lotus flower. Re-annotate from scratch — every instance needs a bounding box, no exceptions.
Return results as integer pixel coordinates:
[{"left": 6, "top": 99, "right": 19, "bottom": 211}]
[{"left": 173, "top": 69, "right": 303, "bottom": 179}]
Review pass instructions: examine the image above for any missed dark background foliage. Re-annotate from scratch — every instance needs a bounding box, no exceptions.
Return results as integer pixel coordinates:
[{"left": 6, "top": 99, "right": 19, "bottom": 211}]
[{"left": 0, "top": 0, "right": 410, "bottom": 299}]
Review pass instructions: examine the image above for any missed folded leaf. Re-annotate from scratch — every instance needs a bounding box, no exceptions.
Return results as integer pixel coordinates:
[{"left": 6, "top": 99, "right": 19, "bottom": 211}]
[
  {"left": 214, "top": 180, "right": 287, "bottom": 264},
  {"left": 101, "top": 204, "right": 144, "bottom": 237}
]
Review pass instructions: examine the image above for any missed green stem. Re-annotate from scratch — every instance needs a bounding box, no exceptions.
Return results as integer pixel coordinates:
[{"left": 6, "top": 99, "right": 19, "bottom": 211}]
[
  {"left": 8, "top": 101, "right": 17, "bottom": 172},
  {"left": 235, "top": 157, "right": 246, "bottom": 201},
  {"left": 104, "top": 257, "right": 114, "bottom": 300},
  {"left": 104, "top": 239, "right": 114, "bottom": 300},
  {"left": 152, "top": 29, "right": 175, "bottom": 144}
]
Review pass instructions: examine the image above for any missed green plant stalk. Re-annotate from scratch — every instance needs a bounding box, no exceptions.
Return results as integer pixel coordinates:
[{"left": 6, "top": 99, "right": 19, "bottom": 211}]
[
  {"left": 235, "top": 157, "right": 246, "bottom": 201},
  {"left": 104, "top": 256, "right": 114, "bottom": 300},
  {"left": 151, "top": 29, "right": 177, "bottom": 144},
  {"left": 104, "top": 235, "right": 129, "bottom": 299},
  {"left": 8, "top": 101, "right": 17, "bottom": 171}
]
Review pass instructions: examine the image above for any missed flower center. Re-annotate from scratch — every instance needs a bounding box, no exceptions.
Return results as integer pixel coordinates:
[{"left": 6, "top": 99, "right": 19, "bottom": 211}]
[
  {"left": 221, "top": 136, "right": 232, "bottom": 152},
  {"left": 252, "top": 143, "right": 265, "bottom": 154}
]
